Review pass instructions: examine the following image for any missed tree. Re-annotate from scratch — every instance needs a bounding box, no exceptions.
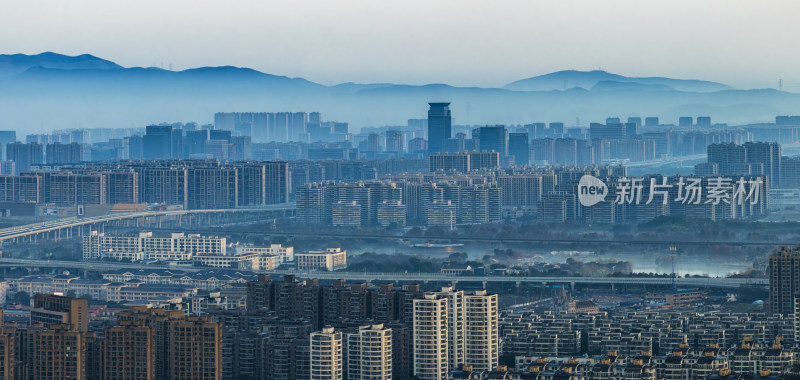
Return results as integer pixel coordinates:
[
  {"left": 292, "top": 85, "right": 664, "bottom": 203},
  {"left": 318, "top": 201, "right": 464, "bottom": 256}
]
[
  {"left": 447, "top": 252, "right": 468, "bottom": 262},
  {"left": 12, "top": 291, "right": 30, "bottom": 306}
]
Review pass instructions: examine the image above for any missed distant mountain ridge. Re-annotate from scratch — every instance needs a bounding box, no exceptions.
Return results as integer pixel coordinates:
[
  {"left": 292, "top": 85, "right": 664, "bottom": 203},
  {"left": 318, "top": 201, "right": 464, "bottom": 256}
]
[
  {"left": 504, "top": 70, "right": 733, "bottom": 93},
  {"left": 0, "top": 52, "right": 122, "bottom": 77},
  {"left": 0, "top": 52, "right": 796, "bottom": 132}
]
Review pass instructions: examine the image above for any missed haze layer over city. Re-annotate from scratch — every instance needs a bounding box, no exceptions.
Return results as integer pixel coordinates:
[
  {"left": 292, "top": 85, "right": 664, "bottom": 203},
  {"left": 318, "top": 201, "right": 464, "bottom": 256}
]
[{"left": 1, "top": 1, "right": 800, "bottom": 379}]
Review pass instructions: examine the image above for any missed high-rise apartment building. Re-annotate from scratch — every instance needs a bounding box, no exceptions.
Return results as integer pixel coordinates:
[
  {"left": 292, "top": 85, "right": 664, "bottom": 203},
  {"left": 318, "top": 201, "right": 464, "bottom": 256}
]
[
  {"left": 347, "top": 324, "right": 393, "bottom": 380},
  {"left": 0, "top": 131, "right": 16, "bottom": 158},
  {"left": 5, "top": 142, "right": 43, "bottom": 172},
  {"left": 234, "top": 161, "right": 288, "bottom": 206},
  {"left": 310, "top": 327, "right": 344, "bottom": 380},
  {"left": 296, "top": 183, "right": 326, "bottom": 223},
  {"left": 106, "top": 170, "right": 139, "bottom": 204},
  {"left": 169, "top": 316, "right": 222, "bottom": 380},
  {"left": 0, "top": 328, "right": 14, "bottom": 379},
  {"left": 103, "top": 320, "right": 156, "bottom": 380},
  {"left": 589, "top": 122, "right": 627, "bottom": 140},
  {"left": 136, "top": 166, "right": 188, "bottom": 208},
  {"left": 770, "top": 246, "right": 800, "bottom": 315},
  {"left": 0, "top": 161, "right": 14, "bottom": 176},
  {"left": 117, "top": 306, "right": 186, "bottom": 380},
  {"left": 413, "top": 294, "right": 449, "bottom": 380},
  {"left": 508, "top": 132, "right": 530, "bottom": 166},
  {"left": 458, "top": 185, "right": 501, "bottom": 224},
  {"left": 744, "top": 141, "right": 781, "bottom": 187},
  {"left": 27, "top": 325, "right": 90, "bottom": 379},
  {"left": 46, "top": 142, "right": 83, "bottom": 164},
  {"left": 429, "top": 152, "right": 470, "bottom": 173},
  {"left": 469, "top": 151, "right": 500, "bottom": 170},
  {"left": 31, "top": 294, "right": 89, "bottom": 332},
  {"left": 433, "top": 287, "right": 465, "bottom": 370},
  {"left": 143, "top": 125, "right": 175, "bottom": 159},
  {"left": 498, "top": 174, "right": 542, "bottom": 209},
  {"left": 473, "top": 125, "right": 507, "bottom": 157},
  {"left": 427, "top": 103, "right": 452, "bottom": 155},
  {"left": 463, "top": 290, "right": 499, "bottom": 372},
  {"left": 264, "top": 161, "right": 289, "bottom": 204},
  {"left": 236, "top": 163, "right": 266, "bottom": 207},
  {"left": 187, "top": 167, "right": 237, "bottom": 209},
  {"left": 385, "top": 130, "right": 403, "bottom": 153}
]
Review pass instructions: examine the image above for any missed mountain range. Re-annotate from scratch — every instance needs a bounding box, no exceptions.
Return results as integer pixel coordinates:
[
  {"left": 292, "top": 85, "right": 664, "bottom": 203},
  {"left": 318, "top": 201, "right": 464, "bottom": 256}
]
[{"left": 0, "top": 52, "right": 796, "bottom": 132}]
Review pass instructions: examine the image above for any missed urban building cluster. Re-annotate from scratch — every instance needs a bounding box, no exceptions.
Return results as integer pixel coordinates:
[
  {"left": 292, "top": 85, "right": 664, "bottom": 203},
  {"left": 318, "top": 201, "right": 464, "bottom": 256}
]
[
  {"left": 214, "top": 111, "right": 349, "bottom": 143},
  {"left": 239, "top": 276, "right": 498, "bottom": 380},
  {"left": 0, "top": 159, "right": 289, "bottom": 214},
  {"left": 13, "top": 267, "right": 252, "bottom": 295},
  {"left": 296, "top": 164, "right": 770, "bottom": 228},
  {"left": 2, "top": 109, "right": 798, "bottom": 176},
  {"left": 0, "top": 277, "right": 502, "bottom": 380},
  {"left": 3, "top": 268, "right": 800, "bottom": 379},
  {"left": 698, "top": 141, "right": 800, "bottom": 188},
  {"left": 0, "top": 294, "right": 223, "bottom": 379},
  {"left": 493, "top": 309, "right": 797, "bottom": 380},
  {"left": 423, "top": 106, "right": 800, "bottom": 169}
]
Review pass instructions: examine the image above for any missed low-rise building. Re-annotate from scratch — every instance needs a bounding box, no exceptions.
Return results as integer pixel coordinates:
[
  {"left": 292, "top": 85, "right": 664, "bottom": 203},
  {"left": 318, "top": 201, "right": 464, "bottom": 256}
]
[
  {"left": 296, "top": 248, "right": 347, "bottom": 271},
  {"left": 234, "top": 244, "right": 294, "bottom": 264}
]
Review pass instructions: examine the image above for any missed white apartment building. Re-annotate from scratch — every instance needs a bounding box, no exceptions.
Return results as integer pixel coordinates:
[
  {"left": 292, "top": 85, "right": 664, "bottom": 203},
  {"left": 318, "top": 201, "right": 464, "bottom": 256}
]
[
  {"left": 310, "top": 327, "right": 344, "bottom": 380},
  {"left": 192, "top": 253, "right": 260, "bottom": 270},
  {"left": 82, "top": 231, "right": 226, "bottom": 262},
  {"left": 258, "top": 255, "right": 279, "bottom": 271},
  {"left": 464, "top": 290, "right": 499, "bottom": 372},
  {"left": 413, "top": 294, "right": 449, "bottom": 380},
  {"left": 235, "top": 244, "right": 294, "bottom": 264},
  {"left": 296, "top": 248, "right": 347, "bottom": 271},
  {"left": 433, "top": 286, "right": 465, "bottom": 370},
  {"left": 347, "top": 324, "right": 393, "bottom": 380}
]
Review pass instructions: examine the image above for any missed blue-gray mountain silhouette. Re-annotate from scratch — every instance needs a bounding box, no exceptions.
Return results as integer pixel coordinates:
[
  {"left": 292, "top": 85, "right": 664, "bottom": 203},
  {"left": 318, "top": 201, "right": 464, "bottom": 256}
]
[
  {"left": 0, "top": 53, "right": 795, "bottom": 132},
  {"left": 504, "top": 70, "right": 732, "bottom": 92}
]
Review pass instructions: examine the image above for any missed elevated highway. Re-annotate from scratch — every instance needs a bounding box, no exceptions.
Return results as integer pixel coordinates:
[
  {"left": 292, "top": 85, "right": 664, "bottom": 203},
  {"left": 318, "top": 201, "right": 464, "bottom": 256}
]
[{"left": 0, "top": 203, "right": 294, "bottom": 245}]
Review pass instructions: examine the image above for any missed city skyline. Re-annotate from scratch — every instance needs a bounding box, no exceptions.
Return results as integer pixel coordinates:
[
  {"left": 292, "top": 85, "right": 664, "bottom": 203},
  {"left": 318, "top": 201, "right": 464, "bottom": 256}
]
[{"left": 1, "top": 0, "right": 799, "bottom": 90}]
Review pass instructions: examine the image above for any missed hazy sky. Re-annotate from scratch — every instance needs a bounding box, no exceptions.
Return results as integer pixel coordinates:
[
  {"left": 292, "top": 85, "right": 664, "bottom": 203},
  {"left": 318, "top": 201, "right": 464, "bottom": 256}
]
[{"left": 2, "top": 0, "right": 799, "bottom": 89}]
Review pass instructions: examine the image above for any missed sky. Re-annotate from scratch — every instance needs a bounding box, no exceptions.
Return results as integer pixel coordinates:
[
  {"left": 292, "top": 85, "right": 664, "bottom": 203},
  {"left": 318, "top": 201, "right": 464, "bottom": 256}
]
[{"left": 1, "top": 0, "right": 799, "bottom": 89}]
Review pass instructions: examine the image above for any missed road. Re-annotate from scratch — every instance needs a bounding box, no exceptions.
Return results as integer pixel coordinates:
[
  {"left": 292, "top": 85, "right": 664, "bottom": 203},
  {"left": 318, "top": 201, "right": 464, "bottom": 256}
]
[
  {"left": 623, "top": 154, "right": 707, "bottom": 168},
  {"left": 0, "top": 203, "right": 295, "bottom": 242},
  {"left": 0, "top": 258, "right": 766, "bottom": 288}
]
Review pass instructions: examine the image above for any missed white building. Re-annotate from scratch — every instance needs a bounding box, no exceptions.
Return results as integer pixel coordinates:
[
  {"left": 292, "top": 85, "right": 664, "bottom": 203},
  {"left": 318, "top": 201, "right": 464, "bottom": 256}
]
[
  {"left": 433, "top": 286, "right": 465, "bottom": 370},
  {"left": 347, "top": 324, "right": 393, "bottom": 380},
  {"left": 464, "top": 290, "right": 499, "bottom": 372},
  {"left": 413, "top": 294, "right": 449, "bottom": 380},
  {"left": 235, "top": 244, "right": 294, "bottom": 264},
  {"left": 192, "top": 253, "right": 260, "bottom": 270},
  {"left": 82, "top": 231, "right": 226, "bottom": 262},
  {"left": 296, "top": 248, "right": 347, "bottom": 271},
  {"left": 310, "top": 327, "right": 344, "bottom": 380},
  {"left": 258, "top": 255, "right": 279, "bottom": 271}
]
